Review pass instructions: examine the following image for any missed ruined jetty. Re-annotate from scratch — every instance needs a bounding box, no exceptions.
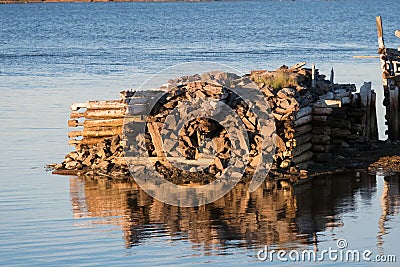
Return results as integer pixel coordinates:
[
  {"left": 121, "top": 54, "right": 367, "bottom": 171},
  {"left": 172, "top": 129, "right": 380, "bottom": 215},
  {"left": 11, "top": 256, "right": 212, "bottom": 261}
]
[
  {"left": 53, "top": 62, "right": 381, "bottom": 185},
  {"left": 376, "top": 16, "right": 400, "bottom": 140}
]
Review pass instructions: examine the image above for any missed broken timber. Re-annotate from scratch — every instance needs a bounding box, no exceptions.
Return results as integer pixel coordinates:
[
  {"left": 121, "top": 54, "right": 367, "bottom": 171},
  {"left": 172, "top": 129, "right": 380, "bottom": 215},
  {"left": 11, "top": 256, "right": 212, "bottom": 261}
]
[{"left": 376, "top": 16, "right": 400, "bottom": 140}]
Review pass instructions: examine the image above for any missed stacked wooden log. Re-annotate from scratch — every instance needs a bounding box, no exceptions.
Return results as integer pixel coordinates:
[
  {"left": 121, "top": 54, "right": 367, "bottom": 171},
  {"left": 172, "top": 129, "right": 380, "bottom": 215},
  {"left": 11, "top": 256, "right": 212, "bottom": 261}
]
[
  {"left": 55, "top": 91, "right": 165, "bottom": 176},
  {"left": 311, "top": 82, "right": 378, "bottom": 162},
  {"left": 251, "top": 65, "right": 315, "bottom": 171}
]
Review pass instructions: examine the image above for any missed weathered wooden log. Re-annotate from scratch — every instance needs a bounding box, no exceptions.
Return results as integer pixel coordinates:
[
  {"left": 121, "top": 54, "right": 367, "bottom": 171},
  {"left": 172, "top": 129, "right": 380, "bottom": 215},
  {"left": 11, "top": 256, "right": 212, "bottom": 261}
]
[
  {"left": 319, "top": 92, "right": 334, "bottom": 101},
  {"left": 312, "top": 126, "right": 331, "bottom": 135},
  {"left": 313, "top": 107, "right": 333, "bottom": 115},
  {"left": 312, "top": 144, "right": 333, "bottom": 153},
  {"left": 68, "top": 118, "right": 123, "bottom": 128},
  {"left": 313, "top": 99, "right": 341, "bottom": 108},
  {"left": 330, "top": 128, "right": 351, "bottom": 139},
  {"left": 292, "top": 151, "right": 313, "bottom": 164},
  {"left": 71, "top": 100, "right": 125, "bottom": 111},
  {"left": 360, "top": 82, "right": 372, "bottom": 138},
  {"left": 388, "top": 87, "right": 400, "bottom": 140},
  {"left": 294, "top": 114, "right": 312, "bottom": 127},
  {"left": 71, "top": 109, "right": 126, "bottom": 119},
  {"left": 313, "top": 116, "right": 328, "bottom": 122},
  {"left": 292, "top": 142, "right": 312, "bottom": 157},
  {"left": 311, "top": 135, "right": 330, "bottom": 145},
  {"left": 289, "top": 61, "right": 307, "bottom": 70},
  {"left": 284, "top": 123, "right": 313, "bottom": 139},
  {"left": 369, "top": 90, "right": 378, "bottom": 140},
  {"left": 69, "top": 127, "right": 123, "bottom": 138},
  {"left": 295, "top": 106, "right": 313, "bottom": 120}
]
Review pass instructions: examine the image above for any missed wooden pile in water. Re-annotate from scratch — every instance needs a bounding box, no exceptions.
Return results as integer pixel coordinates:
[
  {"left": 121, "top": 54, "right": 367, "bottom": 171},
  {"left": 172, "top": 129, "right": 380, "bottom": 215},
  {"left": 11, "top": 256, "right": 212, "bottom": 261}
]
[
  {"left": 54, "top": 63, "right": 378, "bottom": 183},
  {"left": 376, "top": 16, "right": 400, "bottom": 140}
]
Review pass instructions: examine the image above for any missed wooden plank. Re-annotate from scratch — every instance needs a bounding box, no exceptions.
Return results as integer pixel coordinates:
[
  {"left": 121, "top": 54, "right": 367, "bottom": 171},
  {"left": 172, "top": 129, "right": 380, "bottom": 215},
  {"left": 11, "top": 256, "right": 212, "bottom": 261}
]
[
  {"left": 294, "top": 114, "right": 312, "bottom": 127},
  {"left": 389, "top": 87, "right": 400, "bottom": 140},
  {"left": 395, "top": 30, "right": 400, "bottom": 39},
  {"left": 288, "top": 61, "right": 307, "bottom": 70},
  {"left": 147, "top": 122, "right": 167, "bottom": 159},
  {"left": 370, "top": 90, "right": 378, "bottom": 140},
  {"left": 292, "top": 151, "right": 313, "bottom": 165},
  {"left": 313, "top": 107, "right": 333, "bottom": 115},
  {"left": 70, "top": 109, "right": 127, "bottom": 119},
  {"left": 295, "top": 106, "right": 313, "bottom": 120},
  {"left": 360, "top": 82, "right": 372, "bottom": 138},
  {"left": 83, "top": 118, "right": 125, "bottom": 128},
  {"left": 68, "top": 127, "right": 122, "bottom": 138},
  {"left": 68, "top": 117, "right": 145, "bottom": 128},
  {"left": 52, "top": 169, "right": 90, "bottom": 176},
  {"left": 376, "top": 16, "right": 385, "bottom": 51},
  {"left": 352, "top": 55, "right": 380, "bottom": 59},
  {"left": 292, "top": 142, "right": 312, "bottom": 157},
  {"left": 70, "top": 100, "right": 125, "bottom": 111}
]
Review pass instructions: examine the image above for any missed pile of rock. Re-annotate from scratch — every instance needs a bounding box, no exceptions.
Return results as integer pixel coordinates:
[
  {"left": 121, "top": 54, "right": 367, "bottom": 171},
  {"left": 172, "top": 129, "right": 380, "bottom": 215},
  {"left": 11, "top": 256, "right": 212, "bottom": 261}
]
[
  {"left": 251, "top": 65, "right": 315, "bottom": 171},
  {"left": 123, "top": 75, "right": 275, "bottom": 183},
  {"left": 53, "top": 63, "right": 378, "bottom": 184}
]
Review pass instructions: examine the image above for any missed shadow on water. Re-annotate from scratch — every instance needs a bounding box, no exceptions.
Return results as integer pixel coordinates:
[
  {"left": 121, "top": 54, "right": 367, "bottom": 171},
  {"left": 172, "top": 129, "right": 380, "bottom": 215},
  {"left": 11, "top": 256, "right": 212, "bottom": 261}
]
[{"left": 69, "top": 173, "right": 400, "bottom": 253}]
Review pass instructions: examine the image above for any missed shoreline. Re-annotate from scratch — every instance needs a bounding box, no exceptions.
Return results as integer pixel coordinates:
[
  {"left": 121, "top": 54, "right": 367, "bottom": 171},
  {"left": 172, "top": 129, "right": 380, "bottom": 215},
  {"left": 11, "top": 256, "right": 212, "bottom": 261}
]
[{"left": 1, "top": 0, "right": 216, "bottom": 4}]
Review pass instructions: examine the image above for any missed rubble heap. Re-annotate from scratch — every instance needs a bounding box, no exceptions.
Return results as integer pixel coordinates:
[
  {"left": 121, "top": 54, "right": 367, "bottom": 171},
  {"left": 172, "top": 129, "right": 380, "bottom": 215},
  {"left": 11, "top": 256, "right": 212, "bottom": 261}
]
[{"left": 53, "top": 63, "right": 378, "bottom": 184}]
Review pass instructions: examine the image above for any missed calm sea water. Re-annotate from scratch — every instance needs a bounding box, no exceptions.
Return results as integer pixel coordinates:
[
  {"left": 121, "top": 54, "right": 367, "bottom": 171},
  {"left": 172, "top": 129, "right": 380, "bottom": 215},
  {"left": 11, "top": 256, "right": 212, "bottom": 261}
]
[{"left": 1, "top": 1, "right": 400, "bottom": 266}]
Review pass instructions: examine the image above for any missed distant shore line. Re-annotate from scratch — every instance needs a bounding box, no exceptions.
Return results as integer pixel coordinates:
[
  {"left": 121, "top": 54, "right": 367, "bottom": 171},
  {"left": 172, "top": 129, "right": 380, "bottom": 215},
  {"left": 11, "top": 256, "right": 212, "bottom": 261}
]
[{"left": 1, "top": 0, "right": 216, "bottom": 3}]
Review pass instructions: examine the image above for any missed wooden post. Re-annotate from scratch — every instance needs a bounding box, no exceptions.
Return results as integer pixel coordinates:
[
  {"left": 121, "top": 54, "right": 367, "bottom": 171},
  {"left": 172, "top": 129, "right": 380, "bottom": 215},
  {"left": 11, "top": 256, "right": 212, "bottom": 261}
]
[
  {"left": 370, "top": 90, "right": 379, "bottom": 140},
  {"left": 330, "top": 68, "right": 334, "bottom": 84},
  {"left": 389, "top": 87, "right": 400, "bottom": 140},
  {"left": 376, "top": 16, "right": 394, "bottom": 140},
  {"left": 311, "top": 64, "right": 316, "bottom": 88},
  {"left": 376, "top": 16, "right": 385, "bottom": 51},
  {"left": 360, "top": 82, "right": 372, "bottom": 138}
]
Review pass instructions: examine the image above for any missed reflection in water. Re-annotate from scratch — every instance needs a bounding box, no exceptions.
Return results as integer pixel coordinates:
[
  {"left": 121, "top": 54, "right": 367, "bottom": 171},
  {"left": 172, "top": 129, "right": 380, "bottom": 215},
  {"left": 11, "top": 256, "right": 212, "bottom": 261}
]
[
  {"left": 377, "top": 175, "right": 400, "bottom": 253},
  {"left": 69, "top": 173, "right": 400, "bottom": 253}
]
